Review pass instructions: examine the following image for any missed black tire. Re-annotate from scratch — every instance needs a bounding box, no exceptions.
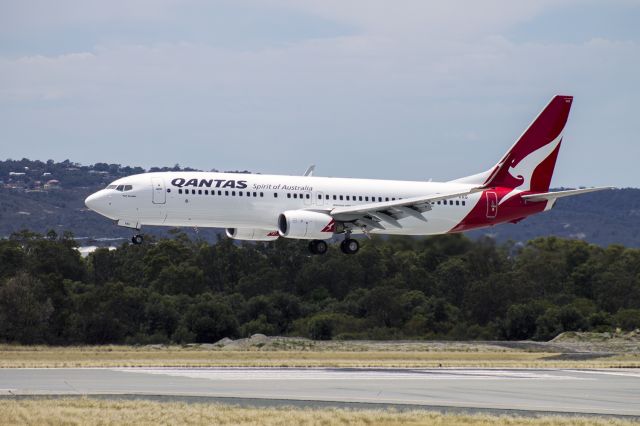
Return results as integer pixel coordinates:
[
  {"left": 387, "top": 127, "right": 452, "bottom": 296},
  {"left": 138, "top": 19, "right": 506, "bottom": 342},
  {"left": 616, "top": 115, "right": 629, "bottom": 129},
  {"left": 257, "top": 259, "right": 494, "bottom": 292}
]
[
  {"left": 314, "top": 240, "right": 328, "bottom": 255},
  {"left": 308, "top": 240, "right": 328, "bottom": 255},
  {"left": 132, "top": 234, "right": 144, "bottom": 245},
  {"left": 340, "top": 238, "right": 359, "bottom": 254}
]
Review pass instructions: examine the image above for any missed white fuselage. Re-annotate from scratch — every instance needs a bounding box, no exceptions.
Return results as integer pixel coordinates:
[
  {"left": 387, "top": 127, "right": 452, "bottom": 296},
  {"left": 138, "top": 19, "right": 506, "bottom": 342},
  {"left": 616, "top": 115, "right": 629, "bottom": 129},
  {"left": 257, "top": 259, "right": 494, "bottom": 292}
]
[{"left": 86, "top": 172, "right": 480, "bottom": 236}]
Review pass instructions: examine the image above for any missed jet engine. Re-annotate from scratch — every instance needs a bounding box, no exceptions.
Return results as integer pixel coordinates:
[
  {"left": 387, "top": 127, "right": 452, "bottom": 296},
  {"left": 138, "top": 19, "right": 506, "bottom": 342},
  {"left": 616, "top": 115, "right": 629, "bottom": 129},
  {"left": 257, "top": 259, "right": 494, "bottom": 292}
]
[
  {"left": 225, "top": 228, "right": 279, "bottom": 241},
  {"left": 278, "top": 210, "right": 336, "bottom": 240}
]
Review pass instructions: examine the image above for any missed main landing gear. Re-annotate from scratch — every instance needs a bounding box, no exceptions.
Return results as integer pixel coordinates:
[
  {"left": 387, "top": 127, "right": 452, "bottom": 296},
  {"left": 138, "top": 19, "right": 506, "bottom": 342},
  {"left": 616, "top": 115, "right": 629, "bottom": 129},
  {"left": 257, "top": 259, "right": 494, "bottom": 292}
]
[
  {"left": 131, "top": 233, "right": 144, "bottom": 245},
  {"left": 307, "top": 236, "right": 359, "bottom": 255},
  {"left": 308, "top": 239, "right": 328, "bottom": 255},
  {"left": 340, "top": 237, "right": 359, "bottom": 255}
]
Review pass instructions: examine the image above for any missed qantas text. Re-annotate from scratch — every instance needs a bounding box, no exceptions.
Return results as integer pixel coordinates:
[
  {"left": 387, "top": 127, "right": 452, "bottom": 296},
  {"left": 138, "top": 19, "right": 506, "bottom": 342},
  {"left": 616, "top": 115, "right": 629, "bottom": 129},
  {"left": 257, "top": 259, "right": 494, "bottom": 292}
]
[{"left": 171, "top": 178, "right": 247, "bottom": 189}]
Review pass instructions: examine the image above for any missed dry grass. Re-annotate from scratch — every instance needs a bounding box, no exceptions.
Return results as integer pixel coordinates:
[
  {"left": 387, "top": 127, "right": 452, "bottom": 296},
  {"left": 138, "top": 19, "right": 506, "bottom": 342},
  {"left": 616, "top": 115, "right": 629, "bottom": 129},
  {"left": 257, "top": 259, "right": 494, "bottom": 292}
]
[
  {"left": 0, "top": 398, "right": 636, "bottom": 426},
  {"left": 1, "top": 345, "right": 639, "bottom": 368}
]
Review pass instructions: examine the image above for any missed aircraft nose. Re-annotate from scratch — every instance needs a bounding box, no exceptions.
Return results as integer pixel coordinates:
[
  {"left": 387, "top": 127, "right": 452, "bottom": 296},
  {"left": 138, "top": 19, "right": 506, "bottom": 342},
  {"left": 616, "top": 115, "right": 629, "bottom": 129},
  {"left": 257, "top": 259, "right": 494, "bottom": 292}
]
[{"left": 85, "top": 191, "right": 103, "bottom": 212}]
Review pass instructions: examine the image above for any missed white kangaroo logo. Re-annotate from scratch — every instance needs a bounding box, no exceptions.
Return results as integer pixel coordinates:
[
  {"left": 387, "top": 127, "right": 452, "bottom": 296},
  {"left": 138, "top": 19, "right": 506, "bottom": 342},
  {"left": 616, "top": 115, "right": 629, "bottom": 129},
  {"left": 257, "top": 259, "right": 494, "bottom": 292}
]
[{"left": 499, "top": 133, "right": 562, "bottom": 205}]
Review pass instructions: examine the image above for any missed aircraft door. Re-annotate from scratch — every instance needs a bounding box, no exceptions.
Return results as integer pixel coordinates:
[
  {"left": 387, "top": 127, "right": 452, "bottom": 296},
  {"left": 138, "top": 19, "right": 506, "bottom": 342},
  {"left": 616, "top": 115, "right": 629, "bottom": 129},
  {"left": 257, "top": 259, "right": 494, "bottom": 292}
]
[
  {"left": 152, "top": 177, "right": 166, "bottom": 204},
  {"left": 303, "top": 191, "right": 312, "bottom": 206},
  {"left": 315, "top": 191, "right": 325, "bottom": 206},
  {"left": 486, "top": 191, "right": 497, "bottom": 219}
]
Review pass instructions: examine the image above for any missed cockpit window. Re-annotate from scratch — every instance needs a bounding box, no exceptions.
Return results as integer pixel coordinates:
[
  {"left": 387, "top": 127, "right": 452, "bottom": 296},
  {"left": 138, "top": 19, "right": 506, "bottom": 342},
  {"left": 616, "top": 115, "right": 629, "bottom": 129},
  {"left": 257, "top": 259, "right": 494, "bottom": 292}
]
[
  {"left": 107, "top": 185, "right": 117, "bottom": 189},
  {"left": 124, "top": 185, "right": 132, "bottom": 191},
  {"left": 116, "top": 185, "right": 124, "bottom": 191}
]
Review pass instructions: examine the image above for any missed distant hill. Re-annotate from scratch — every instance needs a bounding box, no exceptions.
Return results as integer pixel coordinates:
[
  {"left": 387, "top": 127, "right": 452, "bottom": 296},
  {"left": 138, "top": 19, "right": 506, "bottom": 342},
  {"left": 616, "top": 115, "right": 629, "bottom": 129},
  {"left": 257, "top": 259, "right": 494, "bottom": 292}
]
[{"left": 0, "top": 158, "right": 637, "bottom": 247}]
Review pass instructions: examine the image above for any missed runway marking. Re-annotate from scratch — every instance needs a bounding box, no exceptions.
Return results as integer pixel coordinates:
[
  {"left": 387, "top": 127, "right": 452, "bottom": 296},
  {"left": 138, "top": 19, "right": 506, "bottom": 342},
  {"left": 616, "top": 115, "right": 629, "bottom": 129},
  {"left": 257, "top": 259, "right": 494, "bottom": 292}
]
[
  {"left": 563, "top": 369, "right": 640, "bottom": 378},
  {"left": 116, "top": 368, "right": 588, "bottom": 381}
]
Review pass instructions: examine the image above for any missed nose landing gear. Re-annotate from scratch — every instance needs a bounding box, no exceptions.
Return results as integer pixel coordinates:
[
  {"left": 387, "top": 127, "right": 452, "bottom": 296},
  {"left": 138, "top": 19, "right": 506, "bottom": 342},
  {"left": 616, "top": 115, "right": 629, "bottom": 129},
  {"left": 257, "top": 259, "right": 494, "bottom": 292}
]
[{"left": 131, "top": 234, "right": 144, "bottom": 245}]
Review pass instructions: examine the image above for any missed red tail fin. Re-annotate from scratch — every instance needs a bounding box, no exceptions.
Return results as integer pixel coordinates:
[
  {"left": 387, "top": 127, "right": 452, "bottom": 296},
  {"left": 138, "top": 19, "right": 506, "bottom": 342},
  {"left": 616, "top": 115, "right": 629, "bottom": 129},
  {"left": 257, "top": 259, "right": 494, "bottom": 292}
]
[{"left": 483, "top": 95, "right": 573, "bottom": 192}]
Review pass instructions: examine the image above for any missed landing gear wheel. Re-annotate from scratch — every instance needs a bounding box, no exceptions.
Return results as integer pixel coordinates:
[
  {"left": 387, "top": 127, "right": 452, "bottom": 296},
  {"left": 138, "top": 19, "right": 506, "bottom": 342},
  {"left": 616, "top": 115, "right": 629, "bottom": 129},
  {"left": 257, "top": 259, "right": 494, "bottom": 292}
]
[
  {"left": 340, "top": 238, "right": 359, "bottom": 255},
  {"left": 131, "top": 234, "right": 144, "bottom": 245},
  {"left": 308, "top": 240, "right": 328, "bottom": 255}
]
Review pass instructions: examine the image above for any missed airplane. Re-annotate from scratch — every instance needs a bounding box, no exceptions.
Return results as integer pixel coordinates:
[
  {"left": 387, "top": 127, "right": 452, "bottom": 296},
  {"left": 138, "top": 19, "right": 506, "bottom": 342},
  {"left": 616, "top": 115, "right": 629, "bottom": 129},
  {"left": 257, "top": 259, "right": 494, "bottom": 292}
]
[{"left": 85, "top": 95, "right": 611, "bottom": 255}]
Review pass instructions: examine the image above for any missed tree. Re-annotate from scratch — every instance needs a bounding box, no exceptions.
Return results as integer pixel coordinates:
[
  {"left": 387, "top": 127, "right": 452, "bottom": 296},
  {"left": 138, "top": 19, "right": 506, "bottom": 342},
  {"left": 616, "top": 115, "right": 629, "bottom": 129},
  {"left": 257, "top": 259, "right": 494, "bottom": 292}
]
[{"left": 0, "top": 273, "right": 53, "bottom": 343}]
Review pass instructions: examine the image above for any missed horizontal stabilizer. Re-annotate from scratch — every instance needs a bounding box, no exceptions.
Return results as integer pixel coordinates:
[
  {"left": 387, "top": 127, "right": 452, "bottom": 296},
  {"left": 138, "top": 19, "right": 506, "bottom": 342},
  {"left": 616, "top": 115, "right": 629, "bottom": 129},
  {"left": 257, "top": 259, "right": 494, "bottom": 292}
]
[{"left": 521, "top": 187, "right": 614, "bottom": 202}]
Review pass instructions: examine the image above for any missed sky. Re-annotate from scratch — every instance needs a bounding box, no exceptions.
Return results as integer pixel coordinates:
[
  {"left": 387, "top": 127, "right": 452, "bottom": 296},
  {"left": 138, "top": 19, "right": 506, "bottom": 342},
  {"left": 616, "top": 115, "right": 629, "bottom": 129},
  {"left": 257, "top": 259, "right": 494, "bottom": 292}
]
[{"left": 1, "top": 0, "right": 639, "bottom": 187}]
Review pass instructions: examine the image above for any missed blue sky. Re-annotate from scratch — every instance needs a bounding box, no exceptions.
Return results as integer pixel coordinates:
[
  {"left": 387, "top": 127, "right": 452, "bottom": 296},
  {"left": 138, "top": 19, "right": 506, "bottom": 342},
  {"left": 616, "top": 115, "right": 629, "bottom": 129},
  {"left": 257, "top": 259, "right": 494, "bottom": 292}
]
[{"left": 1, "top": 0, "right": 638, "bottom": 187}]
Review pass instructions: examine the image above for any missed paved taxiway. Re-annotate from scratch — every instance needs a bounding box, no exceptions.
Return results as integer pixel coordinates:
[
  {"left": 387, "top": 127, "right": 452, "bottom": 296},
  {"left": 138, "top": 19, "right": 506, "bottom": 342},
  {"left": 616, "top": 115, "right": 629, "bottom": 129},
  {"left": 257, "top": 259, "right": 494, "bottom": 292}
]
[{"left": 1, "top": 368, "right": 639, "bottom": 417}]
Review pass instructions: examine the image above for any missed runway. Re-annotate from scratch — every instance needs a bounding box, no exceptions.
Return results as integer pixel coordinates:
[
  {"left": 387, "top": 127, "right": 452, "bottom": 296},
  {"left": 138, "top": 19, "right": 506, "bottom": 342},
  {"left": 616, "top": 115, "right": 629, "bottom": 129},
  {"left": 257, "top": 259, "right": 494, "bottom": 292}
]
[{"left": 1, "top": 368, "right": 639, "bottom": 417}]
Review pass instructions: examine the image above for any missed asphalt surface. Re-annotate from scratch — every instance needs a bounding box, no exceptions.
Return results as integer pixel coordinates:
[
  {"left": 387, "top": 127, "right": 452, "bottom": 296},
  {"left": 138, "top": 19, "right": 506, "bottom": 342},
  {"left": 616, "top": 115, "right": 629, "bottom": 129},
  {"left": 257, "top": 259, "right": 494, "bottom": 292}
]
[{"left": 1, "top": 368, "right": 639, "bottom": 417}]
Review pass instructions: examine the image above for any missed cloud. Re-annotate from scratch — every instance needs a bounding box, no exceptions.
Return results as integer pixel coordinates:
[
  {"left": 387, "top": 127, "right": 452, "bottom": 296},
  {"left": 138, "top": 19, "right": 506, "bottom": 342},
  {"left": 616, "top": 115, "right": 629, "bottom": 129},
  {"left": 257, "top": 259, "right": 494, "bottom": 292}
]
[{"left": 0, "top": 1, "right": 638, "bottom": 186}]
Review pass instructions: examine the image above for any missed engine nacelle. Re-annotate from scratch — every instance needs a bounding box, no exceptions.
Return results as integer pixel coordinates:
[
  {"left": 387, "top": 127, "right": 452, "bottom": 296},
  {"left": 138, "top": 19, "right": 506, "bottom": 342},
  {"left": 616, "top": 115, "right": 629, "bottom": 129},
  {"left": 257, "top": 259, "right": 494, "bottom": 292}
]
[
  {"left": 225, "top": 228, "right": 279, "bottom": 241},
  {"left": 278, "top": 210, "right": 336, "bottom": 240}
]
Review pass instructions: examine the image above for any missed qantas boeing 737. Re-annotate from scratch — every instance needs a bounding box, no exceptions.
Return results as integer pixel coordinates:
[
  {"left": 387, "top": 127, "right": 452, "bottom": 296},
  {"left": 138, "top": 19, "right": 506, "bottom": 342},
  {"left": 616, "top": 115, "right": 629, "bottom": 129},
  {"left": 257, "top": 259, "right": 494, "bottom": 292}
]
[{"left": 85, "top": 95, "right": 611, "bottom": 255}]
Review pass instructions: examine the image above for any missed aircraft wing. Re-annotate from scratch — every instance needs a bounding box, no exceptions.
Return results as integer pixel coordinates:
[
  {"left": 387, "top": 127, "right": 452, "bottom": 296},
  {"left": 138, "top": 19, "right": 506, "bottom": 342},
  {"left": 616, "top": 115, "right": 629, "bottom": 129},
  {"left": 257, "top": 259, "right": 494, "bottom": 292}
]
[
  {"left": 521, "top": 187, "right": 614, "bottom": 202},
  {"left": 329, "top": 187, "right": 484, "bottom": 230}
]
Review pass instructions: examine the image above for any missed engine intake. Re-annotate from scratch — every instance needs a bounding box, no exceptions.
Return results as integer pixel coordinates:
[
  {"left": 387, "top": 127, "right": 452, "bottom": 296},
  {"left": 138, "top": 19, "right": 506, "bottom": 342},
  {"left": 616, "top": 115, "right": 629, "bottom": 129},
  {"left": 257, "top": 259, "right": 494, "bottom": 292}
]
[{"left": 278, "top": 210, "right": 336, "bottom": 240}]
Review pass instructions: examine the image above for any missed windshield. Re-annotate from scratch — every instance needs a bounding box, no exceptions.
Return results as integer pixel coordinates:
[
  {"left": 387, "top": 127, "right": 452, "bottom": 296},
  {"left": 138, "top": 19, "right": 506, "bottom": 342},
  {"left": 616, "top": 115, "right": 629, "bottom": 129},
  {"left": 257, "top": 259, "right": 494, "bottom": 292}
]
[{"left": 107, "top": 184, "right": 133, "bottom": 191}]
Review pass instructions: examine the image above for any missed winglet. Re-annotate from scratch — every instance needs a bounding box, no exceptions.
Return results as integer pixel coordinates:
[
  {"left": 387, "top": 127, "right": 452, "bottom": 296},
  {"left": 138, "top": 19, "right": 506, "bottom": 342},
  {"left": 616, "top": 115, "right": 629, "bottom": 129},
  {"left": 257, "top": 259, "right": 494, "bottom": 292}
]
[{"left": 303, "top": 165, "right": 315, "bottom": 177}]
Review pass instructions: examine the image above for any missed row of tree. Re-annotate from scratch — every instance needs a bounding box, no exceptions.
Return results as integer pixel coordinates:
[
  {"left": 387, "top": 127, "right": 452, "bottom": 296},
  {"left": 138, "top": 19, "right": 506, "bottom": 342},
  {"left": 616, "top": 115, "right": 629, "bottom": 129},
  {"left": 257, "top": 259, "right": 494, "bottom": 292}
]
[{"left": 0, "top": 230, "right": 639, "bottom": 344}]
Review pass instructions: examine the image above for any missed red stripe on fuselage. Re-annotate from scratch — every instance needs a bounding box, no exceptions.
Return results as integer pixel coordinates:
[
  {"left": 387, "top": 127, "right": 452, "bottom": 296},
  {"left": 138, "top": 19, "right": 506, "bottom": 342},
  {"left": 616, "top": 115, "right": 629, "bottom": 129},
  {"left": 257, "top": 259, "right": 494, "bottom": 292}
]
[{"left": 450, "top": 188, "right": 547, "bottom": 233}]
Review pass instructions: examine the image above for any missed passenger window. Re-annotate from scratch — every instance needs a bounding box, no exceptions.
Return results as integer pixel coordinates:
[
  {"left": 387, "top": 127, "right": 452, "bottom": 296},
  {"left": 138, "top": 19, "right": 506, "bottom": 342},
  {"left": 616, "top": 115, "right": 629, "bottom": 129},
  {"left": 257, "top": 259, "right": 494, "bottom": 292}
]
[
  {"left": 449, "top": 200, "right": 453, "bottom": 205},
  {"left": 462, "top": 201, "right": 466, "bottom": 206},
  {"left": 346, "top": 196, "right": 350, "bottom": 201},
  {"left": 333, "top": 195, "right": 336, "bottom": 200},
  {"left": 218, "top": 190, "right": 222, "bottom": 195},
  {"left": 325, "top": 195, "right": 329, "bottom": 199},
  {"left": 365, "top": 196, "right": 369, "bottom": 201},
  {"left": 385, "top": 197, "right": 389, "bottom": 201},
  {"left": 232, "top": 191, "right": 236, "bottom": 196},
  {"left": 198, "top": 190, "right": 202, "bottom": 195},
  {"left": 239, "top": 191, "right": 243, "bottom": 196},
  {"left": 306, "top": 194, "right": 310, "bottom": 199},
  {"left": 178, "top": 189, "right": 183, "bottom": 194},
  {"left": 359, "top": 196, "right": 363, "bottom": 201},
  {"left": 287, "top": 193, "right": 291, "bottom": 198},
  {"left": 392, "top": 198, "right": 395, "bottom": 201},
  {"left": 260, "top": 192, "right": 263, "bottom": 197},
  {"left": 456, "top": 200, "right": 460, "bottom": 206},
  {"left": 293, "top": 194, "right": 297, "bottom": 199},
  {"left": 318, "top": 194, "right": 322, "bottom": 199},
  {"left": 274, "top": 193, "right": 278, "bottom": 198},
  {"left": 225, "top": 191, "right": 229, "bottom": 196},
  {"left": 339, "top": 195, "right": 343, "bottom": 200},
  {"left": 378, "top": 197, "right": 382, "bottom": 202},
  {"left": 204, "top": 190, "right": 208, "bottom": 195},
  {"left": 191, "top": 189, "right": 196, "bottom": 194}
]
